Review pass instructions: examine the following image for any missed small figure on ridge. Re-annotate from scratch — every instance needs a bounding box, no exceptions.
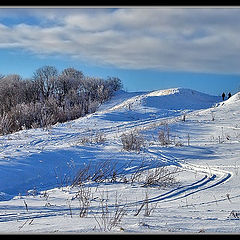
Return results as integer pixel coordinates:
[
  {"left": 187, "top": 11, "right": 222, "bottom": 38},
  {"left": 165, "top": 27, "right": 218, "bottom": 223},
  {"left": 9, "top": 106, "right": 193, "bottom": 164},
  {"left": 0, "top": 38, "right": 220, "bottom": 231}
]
[{"left": 222, "top": 92, "right": 225, "bottom": 101}]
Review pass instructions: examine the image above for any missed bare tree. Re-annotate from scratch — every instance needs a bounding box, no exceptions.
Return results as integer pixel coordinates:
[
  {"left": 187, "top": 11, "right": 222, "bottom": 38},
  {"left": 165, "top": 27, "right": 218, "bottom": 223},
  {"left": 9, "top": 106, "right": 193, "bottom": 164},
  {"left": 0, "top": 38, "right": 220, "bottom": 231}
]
[
  {"left": 32, "top": 65, "right": 58, "bottom": 100},
  {"left": 0, "top": 65, "right": 123, "bottom": 135}
]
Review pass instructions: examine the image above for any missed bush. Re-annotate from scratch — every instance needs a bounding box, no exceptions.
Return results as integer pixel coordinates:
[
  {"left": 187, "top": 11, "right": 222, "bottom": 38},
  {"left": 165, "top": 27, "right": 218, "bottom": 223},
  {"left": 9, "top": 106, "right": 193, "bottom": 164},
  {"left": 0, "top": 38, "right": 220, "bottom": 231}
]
[
  {"left": 158, "top": 123, "right": 171, "bottom": 146},
  {"left": 72, "top": 159, "right": 181, "bottom": 189},
  {"left": 121, "top": 130, "right": 145, "bottom": 152},
  {"left": 76, "top": 131, "right": 106, "bottom": 146},
  {"left": 142, "top": 166, "right": 180, "bottom": 188},
  {"left": 0, "top": 113, "right": 13, "bottom": 135}
]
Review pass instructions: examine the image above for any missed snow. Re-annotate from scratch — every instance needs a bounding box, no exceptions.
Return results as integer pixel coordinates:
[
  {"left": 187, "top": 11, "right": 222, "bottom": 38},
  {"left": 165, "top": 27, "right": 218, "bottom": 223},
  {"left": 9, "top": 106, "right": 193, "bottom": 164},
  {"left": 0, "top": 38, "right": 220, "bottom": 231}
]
[{"left": 1, "top": 87, "right": 240, "bottom": 233}]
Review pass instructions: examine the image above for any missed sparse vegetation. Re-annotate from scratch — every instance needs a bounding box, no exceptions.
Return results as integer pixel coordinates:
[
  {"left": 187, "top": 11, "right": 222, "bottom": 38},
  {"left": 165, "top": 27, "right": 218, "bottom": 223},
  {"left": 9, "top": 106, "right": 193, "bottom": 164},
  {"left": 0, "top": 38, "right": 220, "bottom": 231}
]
[
  {"left": 76, "top": 131, "right": 107, "bottom": 145},
  {"left": 229, "top": 210, "right": 240, "bottom": 219},
  {"left": 75, "top": 184, "right": 92, "bottom": 218},
  {"left": 134, "top": 189, "right": 158, "bottom": 217},
  {"left": 211, "top": 110, "right": 215, "bottom": 121},
  {"left": 1, "top": 69, "right": 237, "bottom": 233},
  {"left": 121, "top": 129, "right": 145, "bottom": 152},
  {"left": 72, "top": 160, "right": 119, "bottom": 186},
  {"left": 182, "top": 113, "right": 186, "bottom": 122},
  {"left": 94, "top": 191, "right": 127, "bottom": 232},
  {"left": 142, "top": 166, "right": 181, "bottom": 188},
  {"left": 158, "top": 123, "right": 170, "bottom": 146},
  {"left": 72, "top": 159, "right": 181, "bottom": 189},
  {"left": 157, "top": 122, "right": 184, "bottom": 147}
]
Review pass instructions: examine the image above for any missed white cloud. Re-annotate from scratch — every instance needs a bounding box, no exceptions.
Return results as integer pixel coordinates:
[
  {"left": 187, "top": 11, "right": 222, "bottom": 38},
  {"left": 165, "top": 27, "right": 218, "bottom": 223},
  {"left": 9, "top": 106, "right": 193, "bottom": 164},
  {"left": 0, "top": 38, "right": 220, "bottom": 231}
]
[{"left": 1, "top": 7, "right": 240, "bottom": 73}]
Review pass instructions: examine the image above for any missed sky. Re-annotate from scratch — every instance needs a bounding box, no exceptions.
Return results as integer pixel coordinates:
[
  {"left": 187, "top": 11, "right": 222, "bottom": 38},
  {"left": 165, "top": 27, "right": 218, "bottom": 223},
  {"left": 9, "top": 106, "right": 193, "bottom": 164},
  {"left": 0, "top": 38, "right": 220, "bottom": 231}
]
[{"left": 1, "top": 6, "right": 240, "bottom": 96}]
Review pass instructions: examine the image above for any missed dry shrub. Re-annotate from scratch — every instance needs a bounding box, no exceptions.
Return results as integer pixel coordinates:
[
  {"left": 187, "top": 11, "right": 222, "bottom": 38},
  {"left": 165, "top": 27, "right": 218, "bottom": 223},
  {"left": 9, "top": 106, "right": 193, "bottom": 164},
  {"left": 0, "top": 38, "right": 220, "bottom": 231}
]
[
  {"left": 158, "top": 123, "right": 170, "bottom": 146},
  {"left": 121, "top": 129, "right": 145, "bottom": 152},
  {"left": 74, "top": 184, "right": 92, "bottom": 218},
  {"left": 72, "top": 160, "right": 118, "bottom": 186},
  {"left": 77, "top": 131, "right": 106, "bottom": 145},
  {"left": 72, "top": 159, "right": 181, "bottom": 190},
  {"left": 94, "top": 191, "right": 126, "bottom": 232},
  {"left": 0, "top": 113, "right": 13, "bottom": 135},
  {"left": 142, "top": 166, "right": 180, "bottom": 188}
]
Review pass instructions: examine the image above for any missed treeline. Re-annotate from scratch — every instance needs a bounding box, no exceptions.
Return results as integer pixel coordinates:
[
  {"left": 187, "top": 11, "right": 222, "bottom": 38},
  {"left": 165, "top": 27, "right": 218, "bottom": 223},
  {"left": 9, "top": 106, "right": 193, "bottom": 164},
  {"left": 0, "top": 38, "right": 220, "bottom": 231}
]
[{"left": 0, "top": 66, "right": 122, "bottom": 135}]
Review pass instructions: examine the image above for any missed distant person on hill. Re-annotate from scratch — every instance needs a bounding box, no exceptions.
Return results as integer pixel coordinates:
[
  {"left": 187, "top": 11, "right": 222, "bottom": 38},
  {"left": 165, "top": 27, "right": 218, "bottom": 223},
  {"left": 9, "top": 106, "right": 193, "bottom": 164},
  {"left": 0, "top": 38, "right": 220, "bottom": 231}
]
[
  {"left": 222, "top": 92, "right": 225, "bottom": 101},
  {"left": 228, "top": 92, "right": 231, "bottom": 99}
]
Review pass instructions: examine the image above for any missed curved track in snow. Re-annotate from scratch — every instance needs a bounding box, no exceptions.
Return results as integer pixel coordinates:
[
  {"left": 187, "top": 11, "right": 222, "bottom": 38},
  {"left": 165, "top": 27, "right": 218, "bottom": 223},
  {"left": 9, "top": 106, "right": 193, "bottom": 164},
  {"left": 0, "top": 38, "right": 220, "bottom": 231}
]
[
  {"left": 116, "top": 156, "right": 233, "bottom": 210},
  {"left": 0, "top": 162, "right": 232, "bottom": 223},
  {"left": 147, "top": 162, "right": 232, "bottom": 204}
]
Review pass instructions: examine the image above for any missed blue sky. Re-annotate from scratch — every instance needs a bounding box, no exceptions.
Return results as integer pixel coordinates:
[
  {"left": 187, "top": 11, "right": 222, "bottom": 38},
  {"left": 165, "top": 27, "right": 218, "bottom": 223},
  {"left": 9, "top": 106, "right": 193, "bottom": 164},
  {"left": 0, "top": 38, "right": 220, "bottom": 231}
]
[{"left": 1, "top": 7, "right": 240, "bottom": 96}]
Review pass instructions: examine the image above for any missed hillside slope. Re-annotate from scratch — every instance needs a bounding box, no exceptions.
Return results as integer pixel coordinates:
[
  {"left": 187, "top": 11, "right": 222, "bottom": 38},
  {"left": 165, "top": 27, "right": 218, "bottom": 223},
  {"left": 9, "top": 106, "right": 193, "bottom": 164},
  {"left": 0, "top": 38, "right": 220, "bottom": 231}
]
[
  {"left": 0, "top": 88, "right": 221, "bottom": 199},
  {"left": 94, "top": 88, "right": 221, "bottom": 123}
]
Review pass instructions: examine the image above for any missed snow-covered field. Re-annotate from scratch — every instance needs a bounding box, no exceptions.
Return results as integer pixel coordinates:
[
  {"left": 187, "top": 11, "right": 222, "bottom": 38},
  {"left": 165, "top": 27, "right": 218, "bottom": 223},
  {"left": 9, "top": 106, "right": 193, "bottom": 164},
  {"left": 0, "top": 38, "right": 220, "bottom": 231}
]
[{"left": 1, "top": 87, "right": 240, "bottom": 234}]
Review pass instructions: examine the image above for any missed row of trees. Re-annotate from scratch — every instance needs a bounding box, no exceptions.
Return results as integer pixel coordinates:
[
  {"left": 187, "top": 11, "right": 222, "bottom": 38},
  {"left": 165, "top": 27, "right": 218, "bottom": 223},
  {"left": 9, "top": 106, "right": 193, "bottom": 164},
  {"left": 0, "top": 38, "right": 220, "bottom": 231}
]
[{"left": 0, "top": 66, "right": 122, "bottom": 135}]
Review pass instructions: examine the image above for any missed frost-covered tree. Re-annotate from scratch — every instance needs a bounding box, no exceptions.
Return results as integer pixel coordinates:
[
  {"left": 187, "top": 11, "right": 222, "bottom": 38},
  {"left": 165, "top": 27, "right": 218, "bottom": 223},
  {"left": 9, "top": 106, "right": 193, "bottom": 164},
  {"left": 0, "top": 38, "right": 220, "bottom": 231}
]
[
  {"left": 0, "top": 66, "right": 123, "bottom": 135},
  {"left": 32, "top": 65, "right": 58, "bottom": 100}
]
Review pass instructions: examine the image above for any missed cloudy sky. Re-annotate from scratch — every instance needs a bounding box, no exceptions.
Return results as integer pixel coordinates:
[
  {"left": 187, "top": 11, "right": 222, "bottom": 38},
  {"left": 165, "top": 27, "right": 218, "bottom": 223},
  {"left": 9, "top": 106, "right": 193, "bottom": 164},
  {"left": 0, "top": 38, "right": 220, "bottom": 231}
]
[{"left": 1, "top": 7, "right": 240, "bottom": 95}]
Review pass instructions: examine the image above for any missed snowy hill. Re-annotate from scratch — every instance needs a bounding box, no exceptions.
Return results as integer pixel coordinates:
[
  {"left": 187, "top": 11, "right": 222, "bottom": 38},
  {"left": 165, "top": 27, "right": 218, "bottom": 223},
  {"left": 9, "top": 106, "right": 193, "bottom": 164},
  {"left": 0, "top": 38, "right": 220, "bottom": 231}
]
[
  {"left": 217, "top": 91, "right": 240, "bottom": 106},
  {"left": 102, "top": 87, "right": 220, "bottom": 112},
  {"left": 0, "top": 88, "right": 221, "bottom": 199},
  {"left": 1, "top": 88, "right": 240, "bottom": 233},
  {"left": 94, "top": 88, "right": 221, "bottom": 123}
]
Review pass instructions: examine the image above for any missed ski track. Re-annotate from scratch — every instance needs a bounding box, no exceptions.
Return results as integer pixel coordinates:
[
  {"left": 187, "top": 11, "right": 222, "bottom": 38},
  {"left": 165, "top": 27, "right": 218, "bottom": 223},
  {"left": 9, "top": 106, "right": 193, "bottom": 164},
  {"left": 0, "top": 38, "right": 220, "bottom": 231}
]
[
  {"left": 117, "top": 159, "right": 232, "bottom": 209},
  {"left": 0, "top": 162, "right": 232, "bottom": 223},
  {"left": 0, "top": 143, "right": 233, "bottom": 224}
]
